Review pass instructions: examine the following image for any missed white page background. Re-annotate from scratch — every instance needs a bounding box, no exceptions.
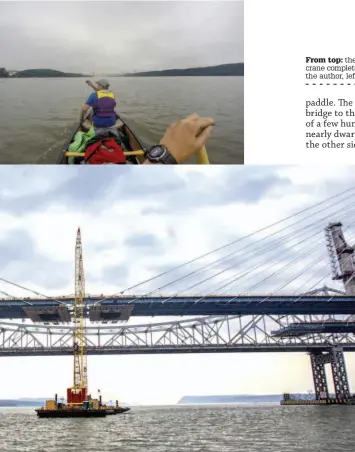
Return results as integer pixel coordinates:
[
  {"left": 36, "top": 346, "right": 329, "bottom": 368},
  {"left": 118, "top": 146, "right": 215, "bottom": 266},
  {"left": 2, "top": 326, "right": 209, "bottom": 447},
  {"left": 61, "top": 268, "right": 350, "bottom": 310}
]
[{"left": 245, "top": 0, "right": 355, "bottom": 164}]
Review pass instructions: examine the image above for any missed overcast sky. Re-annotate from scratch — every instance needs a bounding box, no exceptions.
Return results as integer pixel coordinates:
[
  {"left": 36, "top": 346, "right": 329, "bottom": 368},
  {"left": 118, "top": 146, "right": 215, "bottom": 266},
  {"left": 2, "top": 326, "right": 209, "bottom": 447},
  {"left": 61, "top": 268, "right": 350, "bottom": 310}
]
[
  {"left": 0, "top": 165, "right": 355, "bottom": 404},
  {"left": 0, "top": 1, "right": 243, "bottom": 73}
]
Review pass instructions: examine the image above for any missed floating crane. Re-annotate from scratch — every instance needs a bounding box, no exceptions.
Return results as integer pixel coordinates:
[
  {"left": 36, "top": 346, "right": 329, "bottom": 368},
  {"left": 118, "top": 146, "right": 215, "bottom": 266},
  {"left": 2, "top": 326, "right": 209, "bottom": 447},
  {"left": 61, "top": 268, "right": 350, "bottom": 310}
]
[
  {"left": 67, "top": 228, "right": 88, "bottom": 405},
  {"left": 36, "top": 229, "right": 130, "bottom": 417}
]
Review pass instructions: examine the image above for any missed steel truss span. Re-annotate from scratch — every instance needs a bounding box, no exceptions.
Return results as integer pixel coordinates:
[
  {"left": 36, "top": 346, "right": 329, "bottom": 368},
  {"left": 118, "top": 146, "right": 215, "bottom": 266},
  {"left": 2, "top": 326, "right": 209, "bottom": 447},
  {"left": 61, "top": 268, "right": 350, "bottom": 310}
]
[{"left": 1, "top": 313, "right": 355, "bottom": 356}]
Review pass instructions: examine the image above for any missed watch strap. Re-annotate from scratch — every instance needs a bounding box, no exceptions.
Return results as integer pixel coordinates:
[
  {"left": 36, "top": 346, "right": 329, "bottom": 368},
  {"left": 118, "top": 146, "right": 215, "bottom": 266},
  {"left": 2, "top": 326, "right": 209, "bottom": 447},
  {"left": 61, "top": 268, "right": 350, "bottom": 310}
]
[
  {"left": 161, "top": 151, "right": 177, "bottom": 164},
  {"left": 146, "top": 145, "right": 177, "bottom": 164}
]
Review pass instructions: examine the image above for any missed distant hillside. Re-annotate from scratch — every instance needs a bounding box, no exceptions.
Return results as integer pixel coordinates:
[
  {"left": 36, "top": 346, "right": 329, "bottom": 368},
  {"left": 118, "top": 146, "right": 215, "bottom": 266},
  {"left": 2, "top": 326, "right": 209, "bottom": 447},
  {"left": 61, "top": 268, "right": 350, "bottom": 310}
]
[
  {"left": 0, "top": 399, "right": 47, "bottom": 407},
  {"left": 122, "top": 63, "right": 243, "bottom": 77},
  {"left": 178, "top": 394, "right": 287, "bottom": 404},
  {"left": 13, "top": 69, "right": 88, "bottom": 78},
  {"left": 0, "top": 68, "right": 9, "bottom": 78}
]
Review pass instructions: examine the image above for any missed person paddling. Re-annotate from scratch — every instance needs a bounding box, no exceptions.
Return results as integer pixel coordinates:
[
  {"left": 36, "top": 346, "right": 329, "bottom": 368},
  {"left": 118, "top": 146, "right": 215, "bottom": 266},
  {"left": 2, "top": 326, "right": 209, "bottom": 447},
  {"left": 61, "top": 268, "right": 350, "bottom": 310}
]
[
  {"left": 81, "top": 79, "right": 119, "bottom": 137},
  {"left": 143, "top": 113, "right": 215, "bottom": 164}
]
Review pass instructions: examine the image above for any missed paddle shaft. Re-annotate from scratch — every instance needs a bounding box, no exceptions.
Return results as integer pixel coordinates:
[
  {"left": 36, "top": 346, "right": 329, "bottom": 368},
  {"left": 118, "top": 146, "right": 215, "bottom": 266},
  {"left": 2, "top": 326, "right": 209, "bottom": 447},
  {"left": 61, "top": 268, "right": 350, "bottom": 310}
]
[
  {"left": 67, "top": 148, "right": 209, "bottom": 163},
  {"left": 197, "top": 146, "right": 209, "bottom": 164},
  {"left": 81, "top": 107, "right": 93, "bottom": 127}
]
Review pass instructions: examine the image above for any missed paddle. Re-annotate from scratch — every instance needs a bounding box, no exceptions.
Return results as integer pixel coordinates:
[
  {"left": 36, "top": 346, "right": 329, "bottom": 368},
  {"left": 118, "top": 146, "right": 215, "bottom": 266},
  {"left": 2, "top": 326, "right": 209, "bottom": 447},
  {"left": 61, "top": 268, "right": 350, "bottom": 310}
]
[
  {"left": 197, "top": 146, "right": 209, "bottom": 164},
  {"left": 196, "top": 121, "right": 211, "bottom": 164},
  {"left": 80, "top": 107, "right": 93, "bottom": 131}
]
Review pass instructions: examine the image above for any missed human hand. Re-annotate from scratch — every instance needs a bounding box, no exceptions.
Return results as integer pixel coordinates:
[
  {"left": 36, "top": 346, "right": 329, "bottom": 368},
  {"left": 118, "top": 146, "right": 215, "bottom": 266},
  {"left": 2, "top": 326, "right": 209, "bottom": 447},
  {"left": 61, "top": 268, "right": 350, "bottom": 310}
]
[
  {"left": 86, "top": 80, "right": 92, "bottom": 85},
  {"left": 159, "top": 113, "right": 215, "bottom": 164}
]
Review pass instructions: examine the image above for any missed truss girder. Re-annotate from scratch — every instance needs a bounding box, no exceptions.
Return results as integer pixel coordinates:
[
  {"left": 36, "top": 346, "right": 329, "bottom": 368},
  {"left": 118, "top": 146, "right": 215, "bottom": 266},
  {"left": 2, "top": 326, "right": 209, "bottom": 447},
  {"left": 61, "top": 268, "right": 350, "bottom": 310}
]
[{"left": 0, "top": 313, "right": 354, "bottom": 356}]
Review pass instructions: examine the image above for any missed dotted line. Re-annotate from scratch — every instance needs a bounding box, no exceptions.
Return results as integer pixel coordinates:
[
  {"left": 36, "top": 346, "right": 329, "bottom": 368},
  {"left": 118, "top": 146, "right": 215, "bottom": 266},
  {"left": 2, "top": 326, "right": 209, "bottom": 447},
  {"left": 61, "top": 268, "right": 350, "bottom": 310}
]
[{"left": 305, "top": 83, "right": 355, "bottom": 85}]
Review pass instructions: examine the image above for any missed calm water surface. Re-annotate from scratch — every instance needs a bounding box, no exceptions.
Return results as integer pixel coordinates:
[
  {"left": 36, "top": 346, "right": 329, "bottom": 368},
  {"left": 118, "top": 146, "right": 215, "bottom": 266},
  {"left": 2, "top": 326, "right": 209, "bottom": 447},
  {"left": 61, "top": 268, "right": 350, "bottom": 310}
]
[
  {"left": 0, "top": 404, "right": 354, "bottom": 451},
  {"left": 0, "top": 77, "right": 243, "bottom": 164}
]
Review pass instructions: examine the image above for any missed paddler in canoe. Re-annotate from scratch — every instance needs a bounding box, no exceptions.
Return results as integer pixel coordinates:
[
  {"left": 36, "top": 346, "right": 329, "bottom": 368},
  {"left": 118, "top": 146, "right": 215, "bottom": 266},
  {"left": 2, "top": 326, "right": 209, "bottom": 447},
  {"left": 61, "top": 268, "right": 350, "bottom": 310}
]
[
  {"left": 58, "top": 81, "right": 215, "bottom": 165},
  {"left": 81, "top": 79, "right": 119, "bottom": 138}
]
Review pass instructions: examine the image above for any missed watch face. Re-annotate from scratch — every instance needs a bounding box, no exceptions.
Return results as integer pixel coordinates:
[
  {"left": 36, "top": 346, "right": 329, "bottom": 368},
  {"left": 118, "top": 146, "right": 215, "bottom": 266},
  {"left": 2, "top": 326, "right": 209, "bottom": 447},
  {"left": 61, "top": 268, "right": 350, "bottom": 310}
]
[{"left": 150, "top": 146, "right": 165, "bottom": 158}]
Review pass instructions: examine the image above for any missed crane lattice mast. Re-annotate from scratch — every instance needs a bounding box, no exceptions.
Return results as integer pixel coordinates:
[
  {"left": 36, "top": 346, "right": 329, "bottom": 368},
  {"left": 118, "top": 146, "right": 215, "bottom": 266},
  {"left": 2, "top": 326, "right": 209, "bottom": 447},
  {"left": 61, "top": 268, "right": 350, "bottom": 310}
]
[{"left": 72, "top": 228, "right": 87, "bottom": 392}]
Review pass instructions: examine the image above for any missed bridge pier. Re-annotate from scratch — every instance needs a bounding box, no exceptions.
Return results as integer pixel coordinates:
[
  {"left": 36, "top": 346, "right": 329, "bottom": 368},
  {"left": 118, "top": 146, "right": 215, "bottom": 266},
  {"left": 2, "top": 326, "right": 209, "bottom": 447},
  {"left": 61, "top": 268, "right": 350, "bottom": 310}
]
[
  {"left": 331, "top": 348, "right": 350, "bottom": 398},
  {"left": 310, "top": 347, "right": 350, "bottom": 399},
  {"left": 310, "top": 351, "right": 329, "bottom": 399}
]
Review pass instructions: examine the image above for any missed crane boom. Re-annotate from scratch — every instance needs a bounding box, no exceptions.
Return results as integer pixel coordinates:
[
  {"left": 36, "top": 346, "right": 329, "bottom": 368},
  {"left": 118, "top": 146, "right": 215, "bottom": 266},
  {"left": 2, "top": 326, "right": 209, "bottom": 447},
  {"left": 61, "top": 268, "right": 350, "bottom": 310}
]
[
  {"left": 66, "top": 227, "right": 88, "bottom": 406},
  {"left": 73, "top": 227, "right": 87, "bottom": 388}
]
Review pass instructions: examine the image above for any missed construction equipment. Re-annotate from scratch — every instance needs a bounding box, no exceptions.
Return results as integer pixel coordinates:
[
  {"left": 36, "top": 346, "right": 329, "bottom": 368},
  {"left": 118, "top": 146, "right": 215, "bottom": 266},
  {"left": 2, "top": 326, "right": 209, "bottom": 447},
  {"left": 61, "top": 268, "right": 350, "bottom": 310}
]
[
  {"left": 67, "top": 228, "right": 88, "bottom": 405},
  {"left": 36, "top": 229, "right": 130, "bottom": 417}
]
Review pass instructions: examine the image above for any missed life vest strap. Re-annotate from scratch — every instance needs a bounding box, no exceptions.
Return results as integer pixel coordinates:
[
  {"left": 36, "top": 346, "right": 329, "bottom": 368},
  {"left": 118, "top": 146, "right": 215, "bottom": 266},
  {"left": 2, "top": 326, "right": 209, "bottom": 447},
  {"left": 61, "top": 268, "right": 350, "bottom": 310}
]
[{"left": 97, "top": 90, "right": 115, "bottom": 99}]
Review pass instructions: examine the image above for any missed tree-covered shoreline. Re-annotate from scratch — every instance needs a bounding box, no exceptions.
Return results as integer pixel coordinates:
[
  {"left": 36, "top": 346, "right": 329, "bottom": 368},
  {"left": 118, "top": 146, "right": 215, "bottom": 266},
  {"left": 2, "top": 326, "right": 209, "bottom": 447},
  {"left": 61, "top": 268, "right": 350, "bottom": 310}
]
[
  {"left": 0, "top": 68, "right": 89, "bottom": 78},
  {"left": 121, "top": 63, "right": 243, "bottom": 77}
]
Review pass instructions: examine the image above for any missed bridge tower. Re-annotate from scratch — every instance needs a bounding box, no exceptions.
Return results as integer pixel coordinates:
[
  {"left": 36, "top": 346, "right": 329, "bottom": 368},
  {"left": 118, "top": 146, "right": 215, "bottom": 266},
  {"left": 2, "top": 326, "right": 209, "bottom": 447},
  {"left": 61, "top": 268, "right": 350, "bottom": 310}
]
[
  {"left": 309, "top": 222, "right": 354, "bottom": 400},
  {"left": 326, "top": 222, "right": 355, "bottom": 295},
  {"left": 67, "top": 228, "right": 88, "bottom": 405}
]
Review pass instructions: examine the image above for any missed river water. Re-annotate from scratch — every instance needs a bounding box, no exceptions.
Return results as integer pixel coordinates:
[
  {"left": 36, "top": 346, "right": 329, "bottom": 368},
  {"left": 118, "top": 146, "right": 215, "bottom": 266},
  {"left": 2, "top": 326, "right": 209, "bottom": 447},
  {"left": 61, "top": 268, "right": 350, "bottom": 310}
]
[
  {"left": 0, "top": 404, "right": 354, "bottom": 451},
  {"left": 0, "top": 76, "right": 243, "bottom": 164}
]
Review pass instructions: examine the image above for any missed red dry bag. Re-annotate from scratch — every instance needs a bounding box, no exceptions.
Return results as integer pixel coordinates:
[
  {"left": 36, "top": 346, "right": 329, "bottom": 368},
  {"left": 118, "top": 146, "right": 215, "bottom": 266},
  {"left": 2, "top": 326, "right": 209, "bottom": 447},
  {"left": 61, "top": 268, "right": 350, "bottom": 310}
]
[{"left": 84, "top": 138, "right": 126, "bottom": 164}]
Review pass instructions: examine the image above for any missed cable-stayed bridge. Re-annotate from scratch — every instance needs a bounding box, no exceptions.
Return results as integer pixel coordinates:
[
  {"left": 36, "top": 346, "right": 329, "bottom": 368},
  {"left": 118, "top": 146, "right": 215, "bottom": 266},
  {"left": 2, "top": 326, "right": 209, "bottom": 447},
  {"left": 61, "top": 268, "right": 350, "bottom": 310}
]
[{"left": 2, "top": 186, "right": 355, "bottom": 400}]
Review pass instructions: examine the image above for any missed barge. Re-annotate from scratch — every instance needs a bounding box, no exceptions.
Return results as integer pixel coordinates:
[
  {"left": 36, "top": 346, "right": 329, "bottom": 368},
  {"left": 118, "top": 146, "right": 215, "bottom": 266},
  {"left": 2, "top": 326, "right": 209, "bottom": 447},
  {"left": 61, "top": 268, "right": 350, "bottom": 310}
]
[
  {"left": 36, "top": 394, "right": 131, "bottom": 418},
  {"left": 36, "top": 408, "right": 107, "bottom": 417},
  {"left": 281, "top": 393, "right": 355, "bottom": 405}
]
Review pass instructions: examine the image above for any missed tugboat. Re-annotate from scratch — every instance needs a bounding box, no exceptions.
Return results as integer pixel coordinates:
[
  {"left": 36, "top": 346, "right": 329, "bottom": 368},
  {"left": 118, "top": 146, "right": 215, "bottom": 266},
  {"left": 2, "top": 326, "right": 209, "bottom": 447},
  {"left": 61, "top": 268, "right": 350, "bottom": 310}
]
[
  {"left": 102, "top": 400, "right": 131, "bottom": 414},
  {"left": 115, "top": 406, "right": 130, "bottom": 414}
]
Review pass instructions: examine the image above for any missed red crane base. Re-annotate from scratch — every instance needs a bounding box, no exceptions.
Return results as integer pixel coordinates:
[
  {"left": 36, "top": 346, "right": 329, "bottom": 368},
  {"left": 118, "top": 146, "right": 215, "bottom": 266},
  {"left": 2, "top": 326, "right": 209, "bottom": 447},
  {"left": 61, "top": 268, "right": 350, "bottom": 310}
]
[{"left": 67, "top": 387, "right": 87, "bottom": 404}]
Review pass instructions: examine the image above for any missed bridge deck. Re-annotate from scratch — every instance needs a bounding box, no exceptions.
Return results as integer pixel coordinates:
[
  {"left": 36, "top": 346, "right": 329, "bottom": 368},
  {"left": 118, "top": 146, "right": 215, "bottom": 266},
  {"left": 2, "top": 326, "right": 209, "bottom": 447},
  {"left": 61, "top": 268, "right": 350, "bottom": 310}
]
[
  {"left": 272, "top": 321, "right": 355, "bottom": 337},
  {"left": 1, "top": 343, "right": 355, "bottom": 357},
  {"left": 0, "top": 296, "right": 354, "bottom": 319}
]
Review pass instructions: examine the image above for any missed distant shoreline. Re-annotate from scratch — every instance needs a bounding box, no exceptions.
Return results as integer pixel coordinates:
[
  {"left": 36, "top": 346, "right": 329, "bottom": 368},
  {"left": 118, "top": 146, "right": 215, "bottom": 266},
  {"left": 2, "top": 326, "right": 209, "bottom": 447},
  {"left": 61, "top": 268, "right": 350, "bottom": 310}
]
[
  {"left": 0, "top": 69, "right": 90, "bottom": 78},
  {"left": 0, "top": 63, "right": 243, "bottom": 79},
  {"left": 121, "top": 63, "right": 243, "bottom": 77}
]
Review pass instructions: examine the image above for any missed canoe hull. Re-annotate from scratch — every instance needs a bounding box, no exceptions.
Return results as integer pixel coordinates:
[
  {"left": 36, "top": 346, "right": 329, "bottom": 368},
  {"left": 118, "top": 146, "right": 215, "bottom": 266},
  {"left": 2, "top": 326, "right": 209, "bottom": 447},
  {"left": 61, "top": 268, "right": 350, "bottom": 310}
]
[{"left": 57, "top": 114, "right": 147, "bottom": 164}]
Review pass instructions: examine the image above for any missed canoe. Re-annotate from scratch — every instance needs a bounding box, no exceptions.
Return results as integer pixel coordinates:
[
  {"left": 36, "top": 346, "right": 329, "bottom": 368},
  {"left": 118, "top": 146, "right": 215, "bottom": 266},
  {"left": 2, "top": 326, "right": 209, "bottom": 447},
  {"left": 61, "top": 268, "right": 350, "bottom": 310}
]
[
  {"left": 57, "top": 112, "right": 210, "bottom": 164},
  {"left": 57, "top": 114, "right": 147, "bottom": 164}
]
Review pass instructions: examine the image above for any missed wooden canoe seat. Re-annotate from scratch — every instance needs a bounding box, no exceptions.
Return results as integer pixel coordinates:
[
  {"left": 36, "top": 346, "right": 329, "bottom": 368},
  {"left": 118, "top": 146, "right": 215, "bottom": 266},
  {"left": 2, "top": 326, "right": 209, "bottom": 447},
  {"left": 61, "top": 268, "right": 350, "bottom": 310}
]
[{"left": 65, "top": 150, "right": 145, "bottom": 158}]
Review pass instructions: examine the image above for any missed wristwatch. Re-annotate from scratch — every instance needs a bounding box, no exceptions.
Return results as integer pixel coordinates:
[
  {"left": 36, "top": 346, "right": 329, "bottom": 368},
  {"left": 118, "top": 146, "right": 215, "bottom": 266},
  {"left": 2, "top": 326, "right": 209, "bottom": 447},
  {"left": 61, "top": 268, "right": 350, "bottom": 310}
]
[{"left": 145, "top": 145, "right": 177, "bottom": 164}]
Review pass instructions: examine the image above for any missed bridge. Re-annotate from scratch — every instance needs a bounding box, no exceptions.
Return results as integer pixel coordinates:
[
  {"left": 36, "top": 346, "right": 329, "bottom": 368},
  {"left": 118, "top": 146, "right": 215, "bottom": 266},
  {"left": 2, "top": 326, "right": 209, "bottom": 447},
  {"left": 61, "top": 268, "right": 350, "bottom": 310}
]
[{"left": 1, "top": 186, "right": 355, "bottom": 401}]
